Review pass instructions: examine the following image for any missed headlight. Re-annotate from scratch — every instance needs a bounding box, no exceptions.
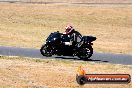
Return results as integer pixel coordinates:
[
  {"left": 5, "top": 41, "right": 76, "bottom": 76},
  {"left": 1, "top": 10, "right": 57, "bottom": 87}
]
[{"left": 53, "top": 38, "right": 56, "bottom": 40}]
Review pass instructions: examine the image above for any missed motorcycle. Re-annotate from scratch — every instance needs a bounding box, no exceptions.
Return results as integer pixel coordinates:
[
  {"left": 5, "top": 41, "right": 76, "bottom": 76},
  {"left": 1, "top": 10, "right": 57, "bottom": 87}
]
[{"left": 40, "top": 31, "right": 96, "bottom": 60}]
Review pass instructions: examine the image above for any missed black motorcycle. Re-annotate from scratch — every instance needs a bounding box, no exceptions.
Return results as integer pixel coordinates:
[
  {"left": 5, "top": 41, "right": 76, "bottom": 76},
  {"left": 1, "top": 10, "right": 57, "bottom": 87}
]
[{"left": 40, "top": 31, "right": 96, "bottom": 60}]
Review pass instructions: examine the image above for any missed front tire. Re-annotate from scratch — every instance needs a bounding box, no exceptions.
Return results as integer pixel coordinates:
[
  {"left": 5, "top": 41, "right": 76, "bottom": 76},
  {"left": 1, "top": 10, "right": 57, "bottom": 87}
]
[
  {"left": 77, "top": 46, "right": 93, "bottom": 60},
  {"left": 40, "top": 44, "right": 52, "bottom": 57}
]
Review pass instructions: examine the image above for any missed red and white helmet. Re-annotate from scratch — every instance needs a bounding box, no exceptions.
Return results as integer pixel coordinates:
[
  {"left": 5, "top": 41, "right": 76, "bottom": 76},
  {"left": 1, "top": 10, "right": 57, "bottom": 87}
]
[{"left": 65, "top": 24, "right": 74, "bottom": 34}]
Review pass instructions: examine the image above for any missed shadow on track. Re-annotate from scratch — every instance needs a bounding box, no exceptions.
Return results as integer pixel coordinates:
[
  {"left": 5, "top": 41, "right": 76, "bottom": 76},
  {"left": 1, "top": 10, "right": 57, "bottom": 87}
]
[{"left": 54, "top": 56, "right": 109, "bottom": 63}]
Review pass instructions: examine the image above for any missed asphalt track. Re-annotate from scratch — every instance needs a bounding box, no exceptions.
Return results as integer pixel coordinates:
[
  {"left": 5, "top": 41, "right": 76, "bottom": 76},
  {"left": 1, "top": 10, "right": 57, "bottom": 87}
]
[{"left": 0, "top": 46, "right": 132, "bottom": 65}]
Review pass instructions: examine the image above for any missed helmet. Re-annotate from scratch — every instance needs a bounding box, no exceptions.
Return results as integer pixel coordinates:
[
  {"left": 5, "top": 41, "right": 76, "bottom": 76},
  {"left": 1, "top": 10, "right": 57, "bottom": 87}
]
[{"left": 65, "top": 24, "right": 74, "bottom": 34}]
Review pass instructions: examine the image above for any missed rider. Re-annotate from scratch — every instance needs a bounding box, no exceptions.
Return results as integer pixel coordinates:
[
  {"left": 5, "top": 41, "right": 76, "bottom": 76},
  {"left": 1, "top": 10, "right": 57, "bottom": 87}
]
[{"left": 63, "top": 24, "right": 82, "bottom": 45}]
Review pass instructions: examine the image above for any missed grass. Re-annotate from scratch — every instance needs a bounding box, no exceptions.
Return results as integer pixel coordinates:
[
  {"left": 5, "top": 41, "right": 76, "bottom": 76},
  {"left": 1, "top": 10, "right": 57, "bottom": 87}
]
[
  {"left": 0, "top": 56, "right": 132, "bottom": 88},
  {"left": 0, "top": 3, "right": 132, "bottom": 54}
]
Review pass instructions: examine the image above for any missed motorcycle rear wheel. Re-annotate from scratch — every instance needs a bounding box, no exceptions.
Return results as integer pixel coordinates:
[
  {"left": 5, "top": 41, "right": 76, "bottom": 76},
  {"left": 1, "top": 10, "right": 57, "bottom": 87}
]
[{"left": 77, "top": 46, "right": 93, "bottom": 60}]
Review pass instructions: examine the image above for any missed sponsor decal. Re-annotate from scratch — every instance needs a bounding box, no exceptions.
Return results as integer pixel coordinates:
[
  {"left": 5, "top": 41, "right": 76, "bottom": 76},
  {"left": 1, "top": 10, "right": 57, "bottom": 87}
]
[{"left": 76, "top": 66, "right": 131, "bottom": 85}]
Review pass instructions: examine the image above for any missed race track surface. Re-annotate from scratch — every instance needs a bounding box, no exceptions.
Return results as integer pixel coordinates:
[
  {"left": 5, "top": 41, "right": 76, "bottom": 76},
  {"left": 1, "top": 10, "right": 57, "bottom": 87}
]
[{"left": 0, "top": 46, "right": 132, "bottom": 65}]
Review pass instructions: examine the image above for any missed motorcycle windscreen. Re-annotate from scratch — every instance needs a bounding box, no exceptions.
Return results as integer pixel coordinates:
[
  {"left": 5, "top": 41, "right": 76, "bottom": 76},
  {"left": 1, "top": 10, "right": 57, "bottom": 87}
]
[{"left": 46, "top": 32, "right": 61, "bottom": 42}]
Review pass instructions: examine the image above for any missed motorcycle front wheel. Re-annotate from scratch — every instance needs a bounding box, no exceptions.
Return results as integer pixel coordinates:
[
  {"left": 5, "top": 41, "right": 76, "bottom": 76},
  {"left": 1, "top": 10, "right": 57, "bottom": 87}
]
[
  {"left": 77, "top": 46, "right": 93, "bottom": 60},
  {"left": 40, "top": 44, "right": 52, "bottom": 57}
]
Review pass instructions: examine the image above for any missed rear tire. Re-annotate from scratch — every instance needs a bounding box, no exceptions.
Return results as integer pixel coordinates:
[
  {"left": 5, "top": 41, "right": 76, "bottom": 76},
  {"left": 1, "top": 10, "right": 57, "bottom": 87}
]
[
  {"left": 77, "top": 46, "right": 93, "bottom": 60},
  {"left": 40, "top": 44, "right": 52, "bottom": 57}
]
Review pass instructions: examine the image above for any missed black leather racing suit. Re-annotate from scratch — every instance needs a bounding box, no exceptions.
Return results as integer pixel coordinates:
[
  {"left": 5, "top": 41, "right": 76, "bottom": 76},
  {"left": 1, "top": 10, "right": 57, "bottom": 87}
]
[{"left": 68, "top": 29, "right": 82, "bottom": 45}]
